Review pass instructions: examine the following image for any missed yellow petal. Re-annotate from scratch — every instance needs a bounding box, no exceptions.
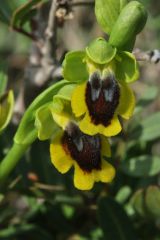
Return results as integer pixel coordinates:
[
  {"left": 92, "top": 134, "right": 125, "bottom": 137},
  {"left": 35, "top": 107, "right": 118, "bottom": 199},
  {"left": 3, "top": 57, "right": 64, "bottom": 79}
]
[
  {"left": 101, "top": 136, "right": 111, "bottom": 157},
  {"left": 51, "top": 111, "right": 70, "bottom": 129},
  {"left": 100, "top": 116, "right": 122, "bottom": 137},
  {"left": 118, "top": 83, "right": 135, "bottom": 119},
  {"left": 80, "top": 112, "right": 121, "bottom": 137},
  {"left": 94, "top": 159, "right": 115, "bottom": 183},
  {"left": 71, "top": 83, "right": 87, "bottom": 117},
  {"left": 50, "top": 132, "right": 73, "bottom": 174},
  {"left": 79, "top": 112, "right": 99, "bottom": 135},
  {"left": 73, "top": 163, "right": 94, "bottom": 190}
]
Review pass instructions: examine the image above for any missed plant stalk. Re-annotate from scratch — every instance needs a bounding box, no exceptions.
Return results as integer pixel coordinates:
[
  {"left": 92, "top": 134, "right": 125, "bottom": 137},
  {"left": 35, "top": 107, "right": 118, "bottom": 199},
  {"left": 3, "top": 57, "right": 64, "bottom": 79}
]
[{"left": 0, "top": 143, "right": 29, "bottom": 185}]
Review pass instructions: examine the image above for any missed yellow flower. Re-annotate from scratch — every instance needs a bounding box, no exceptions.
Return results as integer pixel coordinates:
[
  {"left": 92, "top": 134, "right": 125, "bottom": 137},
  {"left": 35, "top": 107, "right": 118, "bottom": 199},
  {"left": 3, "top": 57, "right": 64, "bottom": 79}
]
[
  {"left": 71, "top": 71, "right": 135, "bottom": 137},
  {"left": 50, "top": 122, "right": 115, "bottom": 190}
]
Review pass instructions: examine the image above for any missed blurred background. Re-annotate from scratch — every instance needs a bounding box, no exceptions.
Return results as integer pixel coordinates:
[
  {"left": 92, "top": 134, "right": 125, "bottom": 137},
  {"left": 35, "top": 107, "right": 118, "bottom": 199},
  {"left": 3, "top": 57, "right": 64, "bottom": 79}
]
[{"left": 0, "top": 0, "right": 160, "bottom": 239}]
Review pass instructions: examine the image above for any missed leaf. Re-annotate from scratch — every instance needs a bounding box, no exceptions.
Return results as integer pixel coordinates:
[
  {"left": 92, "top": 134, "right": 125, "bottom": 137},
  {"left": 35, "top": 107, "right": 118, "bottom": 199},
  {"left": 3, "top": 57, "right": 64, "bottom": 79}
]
[
  {"left": 145, "top": 186, "right": 160, "bottom": 219},
  {"left": 63, "top": 51, "right": 89, "bottom": 83},
  {"left": 109, "top": 1, "right": 148, "bottom": 51},
  {"left": 131, "top": 112, "right": 160, "bottom": 141},
  {"left": 35, "top": 104, "right": 59, "bottom": 141},
  {"left": 135, "top": 86, "right": 158, "bottom": 114},
  {"left": 131, "top": 189, "right": 146, "bottom": 217},
  {"left": 131, "top": 186, "right": 160, "bottom": 219},
  {"left": 11, "top": 0, "right": 41, "bottom": 28},
  {"left": 0, "top": 71, "right": 7, "bottom": 96},
  {"left": 121, "top": 155, "right": 160, "bottom": 177},
  {"left": 116, "top": 186, "right": 132, "bottom": 203},
  {"left": 14, "top": 80, "right": 70, "bottom": 145},
  {"left": 0, "top": 90, "right": 14, "bottom": 133},
  {"left": 86, "top": 38, "right": 116, "bottom": 64},
  {"left": 95, "top": 0, "right": 128, "bottom": 35},
  {"left": 115, "top": 51, "right": 139, "bottom": 83},
  {"left": 98, "top": 196, "right": 137, "bottom": 240},
  {"left": 0, "top": 0, "right": 26, "bottom": 25}
]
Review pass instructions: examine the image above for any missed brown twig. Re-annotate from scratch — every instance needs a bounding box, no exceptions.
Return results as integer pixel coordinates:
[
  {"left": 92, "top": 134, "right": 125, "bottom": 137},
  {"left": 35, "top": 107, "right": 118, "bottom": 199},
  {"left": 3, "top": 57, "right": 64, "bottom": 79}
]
[
  {"left": 44, "top": 0, "right": 58, "bottom": 61},
  {"left": 14, "top": 0, "right": 61, "bottom": 116},
  {"left": 133, "top": 48, "right": 160, "bottom": 63},
  {"left": 12, "top": 26, "right": 37, "bottom": 41},
  {"left": 70, "top": 0, "right": 94, "bottom": 7}
]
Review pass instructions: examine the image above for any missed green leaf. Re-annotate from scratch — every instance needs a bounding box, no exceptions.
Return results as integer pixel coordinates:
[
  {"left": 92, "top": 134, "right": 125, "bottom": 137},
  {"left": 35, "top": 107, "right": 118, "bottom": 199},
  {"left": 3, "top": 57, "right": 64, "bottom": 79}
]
[
  {"left": 0, "top": 0, "right": 27, "bottom": 25},
  {"left": 35, "top": 104, "right": 59, "bottom": 141},
  {"left": 115, "top": 51, "right": 139, "bottom": 83},
  {"left": 121, "top": 155, "right": 160, "bottom": 177},
  {"left": 0, "top": 71, "right": 7, "bottom": 96},
  {"left": 14, "top": 80, "right": 70, "bottom": 145},
  {"left": 95, "top": 0, "right": 128, "bottom": 35},
  {"left": 98, "top": 197, "right": 137, "bottom": 240},
  {"left": 11, "top": 0, "right": 41, "bottom": 28},
  {"left": 63, "top": 51, "right": 89, "bottom": 83},
  {"left": 109, "top": 1, "right": 148, "bottom": 51},
  {"left": 116, "top": 186, "right": 132, "bottom": 203},
  {"left": 131, "top": 189, "right": 146, "bottom": 217},
  {"left": 0, "top": 90, "right": 14, "bottom": 133},
  {"left": 135, "top": 86, "right": 158, "bottom": 114},
  {"left": 131, "top": 112, "right": 160, "bottom": 141},
  {"left": 145, "top": 186, "right": 160, "bottom": 219},
  {"left": 131, "top": 186, "right": 160, "bottom": 219},
  {"left": 86, "top": 38, "right": 116, "bottom": 64}
]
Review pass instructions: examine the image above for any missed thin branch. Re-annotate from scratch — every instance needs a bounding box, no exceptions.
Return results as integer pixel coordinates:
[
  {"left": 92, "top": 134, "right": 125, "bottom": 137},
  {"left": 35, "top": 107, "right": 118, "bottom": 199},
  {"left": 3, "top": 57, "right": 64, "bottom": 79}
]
[
  {"left": 44, "top": 0, "right": 58, "bottom": 60},
  {"left": 70, "top": 0, "right": 94, "bottom": 7},
  {"left": 133, "top": 49, "right": 160, "bottom": 63},
  {"left": 12, "top": 26, "right": 37, "bottom": 41}
]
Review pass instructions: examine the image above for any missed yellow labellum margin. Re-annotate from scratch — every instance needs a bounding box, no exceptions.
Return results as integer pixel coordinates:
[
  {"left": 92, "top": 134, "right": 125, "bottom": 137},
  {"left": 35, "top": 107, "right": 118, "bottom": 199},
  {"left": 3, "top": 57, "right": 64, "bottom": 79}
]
[
  {"left": 71, "top": 80, "right": 135, "bottom": 137},
  {"left": 50, "top": 127, "right": 115, "bottom": 191}
]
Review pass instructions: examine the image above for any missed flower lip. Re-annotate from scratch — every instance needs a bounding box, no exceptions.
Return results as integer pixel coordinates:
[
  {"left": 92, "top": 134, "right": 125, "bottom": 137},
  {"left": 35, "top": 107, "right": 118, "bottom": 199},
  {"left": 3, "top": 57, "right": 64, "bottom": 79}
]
[
  {"left": 62, "top": 122, "right": 101, "bottom": 172},
  {"left": 85, "top": 72, "right": 120, "bottom": 126}
]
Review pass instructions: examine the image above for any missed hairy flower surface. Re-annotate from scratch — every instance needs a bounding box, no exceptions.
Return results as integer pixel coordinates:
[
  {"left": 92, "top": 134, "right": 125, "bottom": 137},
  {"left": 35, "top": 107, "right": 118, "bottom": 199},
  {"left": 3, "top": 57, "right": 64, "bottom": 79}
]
[
  {"left": 50, "top": 122, "right": 115, "bottom": 190},
  {"left": 71, "top": 71, "right": 135, "bottom": 137}
]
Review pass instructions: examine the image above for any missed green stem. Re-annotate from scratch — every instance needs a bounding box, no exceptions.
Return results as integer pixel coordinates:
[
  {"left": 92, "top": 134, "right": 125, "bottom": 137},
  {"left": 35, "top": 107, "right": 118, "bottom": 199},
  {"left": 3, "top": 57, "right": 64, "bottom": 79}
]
[{"left": 0, "top": 143, "right": 29, "bottom": 185}]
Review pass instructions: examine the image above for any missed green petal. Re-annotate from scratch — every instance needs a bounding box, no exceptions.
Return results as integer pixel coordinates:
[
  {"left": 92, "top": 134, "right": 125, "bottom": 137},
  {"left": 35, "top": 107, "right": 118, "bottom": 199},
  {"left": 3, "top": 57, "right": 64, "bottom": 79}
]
[
  {"left": 35, "top": 104, "right": 59, "bottom": 141},
  {"left": 115, "top": 51, "right": 139, "bottom": 83},
  {"left": 86, "top": 38, "right": 117, "bottom": 64},
  {"left": 0, "top": 90, "right": 14, "bottom": 133},
  {"left": 62, "top": 51, "right": 89, "bottom": 83}
]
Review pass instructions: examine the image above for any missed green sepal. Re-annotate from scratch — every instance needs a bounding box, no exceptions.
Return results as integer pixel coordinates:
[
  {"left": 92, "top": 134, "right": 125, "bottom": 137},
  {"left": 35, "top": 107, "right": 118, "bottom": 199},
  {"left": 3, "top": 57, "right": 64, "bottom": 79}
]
[
  {"left": 35, "top": 103, "right": 59, "bottom": 141},
  {"left": 14, "top": 80, "right": 70, "bottom": 145},
  {"left": 86, "top": 38, "right": 117, "bottom": 64},
  {"left": 55, "top": 84, "right": 77, "bottom": 101},
  {"left": 109, "top": 1, "right": 148, "bottom": 51},
  {"left": 52, "top": 84, "right": 77, "bottom": 113},
  {"left": 0, "top": 90, "right": 14, "bottom": 133},
  {"left": 115, "top": 51, "right": 139, "bottom": 83},
  {"left": 95, "top": 0, "right": 128, "bottom": 35},
  {"left": 62, "top": 51, "right": 89, "bottom": 83}
]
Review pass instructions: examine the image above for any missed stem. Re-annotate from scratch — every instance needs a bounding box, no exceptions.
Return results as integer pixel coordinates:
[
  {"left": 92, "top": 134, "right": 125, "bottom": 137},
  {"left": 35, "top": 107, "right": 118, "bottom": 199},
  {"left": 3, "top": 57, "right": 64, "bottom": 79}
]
[{"left": 0, "top": 143, "right": 29, "bottom": 185}]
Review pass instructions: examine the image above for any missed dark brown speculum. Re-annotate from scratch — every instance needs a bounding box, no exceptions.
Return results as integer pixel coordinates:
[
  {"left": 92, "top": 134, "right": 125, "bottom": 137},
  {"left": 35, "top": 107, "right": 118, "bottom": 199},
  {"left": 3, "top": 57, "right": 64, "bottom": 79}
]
[
  {"left": 85, "top": 71, "right": 120, "bottom": 126},
  {"left": 62, "top": 122, "right": 101, "bottom": 172}
]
